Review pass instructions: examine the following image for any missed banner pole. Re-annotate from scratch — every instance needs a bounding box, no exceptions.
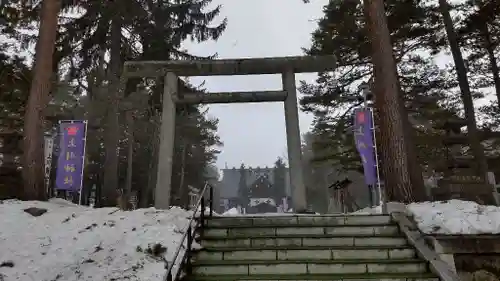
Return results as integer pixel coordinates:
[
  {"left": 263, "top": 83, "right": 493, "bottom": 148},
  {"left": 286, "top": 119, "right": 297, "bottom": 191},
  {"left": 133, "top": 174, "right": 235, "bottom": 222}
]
[
  {"left": 70, "top": 120, "right": 74, "bottom": 202},
  {"left": 78, "top": 120, "right": 88, "bottom": 205},
  {"left": 44, "top": 135, "right": 54, "bottom": 197},
  {"left": 360, "top": 102, "right": 374, "bottom": 206},
  {"left": 58, "top": 120, "right": 62, "bottom": 199},
  {"left": 369, "top": 108, "right": 383, "bottom": 208}
]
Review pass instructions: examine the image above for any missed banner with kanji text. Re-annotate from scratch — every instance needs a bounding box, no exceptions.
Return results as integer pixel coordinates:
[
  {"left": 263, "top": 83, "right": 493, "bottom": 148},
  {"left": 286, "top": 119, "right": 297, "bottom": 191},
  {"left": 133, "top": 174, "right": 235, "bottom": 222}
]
[
  {"left": 353, "top": 107, "right": 378, "bottom": 186},
  {"left": 55, "top": 121, "right": 87, "bottom": 191}
]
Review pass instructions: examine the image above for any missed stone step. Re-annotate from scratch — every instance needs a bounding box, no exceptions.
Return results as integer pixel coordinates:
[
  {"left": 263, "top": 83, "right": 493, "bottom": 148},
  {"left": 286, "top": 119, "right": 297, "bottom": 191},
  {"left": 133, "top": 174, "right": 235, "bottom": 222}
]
[
  {"left": 201, "top": 236, "right": 408, "bottom": 248},
  {"left": 184, "top": 272, "right": 439, "bottom": 281},
  {"left": 202, "top": 225, "right": 400, "bottom": 238},
  {"left": 205, "top": 215, "right": 392, "bottom": 228},
  {"left": 191, "top": 259, "right": 429, "bottom": 276},
  {"left": 193, "top": 246, "right": 416, "bottom": 261}
]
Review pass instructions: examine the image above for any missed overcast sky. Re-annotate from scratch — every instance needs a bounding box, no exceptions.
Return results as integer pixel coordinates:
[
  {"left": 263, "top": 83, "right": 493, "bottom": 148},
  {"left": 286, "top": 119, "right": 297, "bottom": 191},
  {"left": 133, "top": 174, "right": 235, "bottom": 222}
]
[{"left": 182, "top": 0, "right": 329, "bottom": 169}]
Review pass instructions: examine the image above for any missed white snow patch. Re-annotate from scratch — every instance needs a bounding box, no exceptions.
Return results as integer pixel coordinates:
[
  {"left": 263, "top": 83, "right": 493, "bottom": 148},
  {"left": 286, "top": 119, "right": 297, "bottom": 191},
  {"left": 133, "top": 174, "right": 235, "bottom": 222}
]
[
  {"left": 407, "top": 200, "right": 500, "bottom": 235},
  {"left": 348, "top": 200, "right": 500, "bottom": 235},
  {"left": 222, "top": 208, "right": 240, "bottom": 215},
  {"left": 351, "top": 205, "right": 382, "bottom": 215},
  {"left": 0, "top": 199, "right": 196, "bottom": 281}
]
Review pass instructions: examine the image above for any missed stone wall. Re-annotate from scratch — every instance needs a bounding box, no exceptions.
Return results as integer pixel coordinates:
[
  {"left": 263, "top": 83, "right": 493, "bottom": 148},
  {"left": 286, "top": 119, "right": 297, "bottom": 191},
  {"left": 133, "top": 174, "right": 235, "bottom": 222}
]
[
  {"left": 455, "top": 255, "right": 500, "bottom": 281},
  {"left": 427, "top": 236, "right": 500, "bottom": 281}
]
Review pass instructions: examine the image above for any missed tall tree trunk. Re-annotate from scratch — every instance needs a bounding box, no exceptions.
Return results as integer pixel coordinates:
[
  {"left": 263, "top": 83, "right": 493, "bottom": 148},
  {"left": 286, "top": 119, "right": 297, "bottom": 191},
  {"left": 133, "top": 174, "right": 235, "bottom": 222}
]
[
  {"left": 179, "top": 142, "right": 188, "bottom": 209},
  {"left": 364, "top": 0, "right": 427, "bottom": 203},
  {"left": 481, "top": 22, "right": 500, "bottom": 105},
  {"left": 83, "top": 49, "right": 106, "bottom": 206},
  {"left": 438, "top": 0, "right": 489, "bottom": 179},
  {"left": 102, "top": 13, "right": 122, "bottom": 206},
  {"left": 124, "top": 111, "right": 135, "bottom": 208},
  {"left": 178, "top": 108, "right": 191, "bottom": 209},
  {"left": 22, "top": 0, "right": 61, "bottom": 201},
  {"left": 146, "top": 120, "right": 160, "bottom": 206},
  {"left": 140, "top": 112, "right": 161, "bottom": 208}
]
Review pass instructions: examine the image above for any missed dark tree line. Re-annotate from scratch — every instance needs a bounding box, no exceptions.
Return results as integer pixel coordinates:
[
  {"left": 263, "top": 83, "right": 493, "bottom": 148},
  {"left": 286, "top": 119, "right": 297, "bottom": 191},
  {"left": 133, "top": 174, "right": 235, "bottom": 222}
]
[
  {"left": 0, "top": 0, "right": 226, "bottom": 208},
  {"left": 301, "top": 0, "right": 500, "bottom": 203}
]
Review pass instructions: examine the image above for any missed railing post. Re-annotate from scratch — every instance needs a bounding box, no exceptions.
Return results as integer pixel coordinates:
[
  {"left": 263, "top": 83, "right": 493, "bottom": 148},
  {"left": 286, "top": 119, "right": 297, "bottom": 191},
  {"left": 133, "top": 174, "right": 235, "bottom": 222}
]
[
  {"left": 164, "top": 183, "right": 211, "bottom": 281},
  {"left": 187, "top": 225, "right": 192, "bottom": 251},
  {"left": 209, "top": 184, "right": 214, "bottom": 217},
  {"left": 186, "top": 225, "right": 193, "bottom": 275},
  {"left": 200, "top": 194, "right": 205, "bottom": 230}
]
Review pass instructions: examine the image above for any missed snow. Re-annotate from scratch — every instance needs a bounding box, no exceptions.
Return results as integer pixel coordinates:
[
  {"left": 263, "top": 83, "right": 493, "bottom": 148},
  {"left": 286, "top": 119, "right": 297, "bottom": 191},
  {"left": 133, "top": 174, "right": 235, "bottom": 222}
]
[
  {"left": 351, "top": 205, "right": 382, "bottom": 215},
  {"left": 222, "top": 207, "right": 240, "bottom": 215},
  {"left": 0, "top": 199, "right": 196, "bottom": 281},
  {"left": 407, "top": 200, "right": 500, "bottom": 235},
  {"left": 9, "top": 197, "right": 500, "bottom": 280},
  {"left": 347, "top": 199, "right": 500, "bottom": 235}
]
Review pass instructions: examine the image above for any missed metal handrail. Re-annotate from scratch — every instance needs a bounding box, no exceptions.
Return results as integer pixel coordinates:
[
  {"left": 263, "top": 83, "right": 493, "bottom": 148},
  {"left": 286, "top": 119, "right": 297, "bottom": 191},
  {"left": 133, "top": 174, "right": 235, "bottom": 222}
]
[{"left": 163, "top": 181, "right": 214, "bottom": 281}]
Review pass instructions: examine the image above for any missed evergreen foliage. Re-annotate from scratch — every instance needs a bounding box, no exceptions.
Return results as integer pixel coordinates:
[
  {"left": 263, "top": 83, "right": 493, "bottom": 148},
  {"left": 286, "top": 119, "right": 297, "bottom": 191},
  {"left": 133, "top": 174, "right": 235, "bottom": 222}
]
[
  {"left": 301, "top": 0, "right": 500, "bottom": 205},
  {"left": 0, "top": 0, "right": 226, "bottom": 207}
]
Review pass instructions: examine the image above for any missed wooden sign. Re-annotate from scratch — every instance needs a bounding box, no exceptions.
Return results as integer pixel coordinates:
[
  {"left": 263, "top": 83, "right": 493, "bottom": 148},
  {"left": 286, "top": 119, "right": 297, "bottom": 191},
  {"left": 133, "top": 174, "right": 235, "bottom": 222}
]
[{"left": 447, "top": 174, "right": 482, "bottom": 183}]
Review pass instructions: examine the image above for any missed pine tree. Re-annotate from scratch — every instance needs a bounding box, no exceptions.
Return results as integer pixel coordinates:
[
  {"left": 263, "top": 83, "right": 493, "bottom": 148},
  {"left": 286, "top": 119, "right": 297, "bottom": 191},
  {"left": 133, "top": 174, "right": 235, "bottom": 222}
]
[
  {"left": 238, "top": 164, "right": 249, "bottom": 208},
  {"left": 437, "top": 0, "right": 489, "bottom": 180},
  {"left": 22, "top": 0, "right": 62, "bottom": 201},
  {"left": 0, "top": 53, "right": 30, "bottom": 133},
  {"left": 302, "top": 133, "right": 330, "bottom": 213},
  {"left": 0, "top": 49, "right": 30, "bottom": 200},
  {"left": 301, "top": 0, "right": 458, "bottom": 202},
  {"left": 459, "top": 0, "right": 500, "bottom": 105},
  {"left": 51, "top": 0, "right": 226, "bottom": 207},
  {"left": 2, "top": 0, "right": 226, "bottom": 206},
  {"left": 273, "top": 157, "right": 286, "bottom": 206}
]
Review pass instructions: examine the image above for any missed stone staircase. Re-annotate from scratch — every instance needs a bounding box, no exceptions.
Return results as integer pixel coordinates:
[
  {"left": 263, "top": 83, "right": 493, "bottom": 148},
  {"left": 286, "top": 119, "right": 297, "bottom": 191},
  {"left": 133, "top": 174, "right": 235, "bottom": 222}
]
[{"left": 186, "top": 214, "right": 439, "bottom": 281}]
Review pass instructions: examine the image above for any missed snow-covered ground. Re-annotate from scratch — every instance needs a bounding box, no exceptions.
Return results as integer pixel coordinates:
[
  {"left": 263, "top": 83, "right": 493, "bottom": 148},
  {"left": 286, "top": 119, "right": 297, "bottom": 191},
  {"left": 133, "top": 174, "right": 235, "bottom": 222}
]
[
  {"left": 350, "top": 205, "right": 382, "bottom": 215},
  {"left": 222, "top": 207, "right": 240, "bottom": 215},
  {"left": 0, "top": 199, "right": 195, "bottom": 281},
  {"left": 3, "top": 198, "right": 499, "bottom": 281},
  {"left": 406, "top": 200, "right": 500, "bottom": 235},
  {"left": 350, "top": 199, "right": 500, "bottom": 235}
]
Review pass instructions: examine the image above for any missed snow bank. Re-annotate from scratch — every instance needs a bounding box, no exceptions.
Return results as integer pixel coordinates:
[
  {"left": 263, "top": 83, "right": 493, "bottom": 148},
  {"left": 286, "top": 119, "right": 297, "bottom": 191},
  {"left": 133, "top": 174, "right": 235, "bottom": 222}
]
[
  {"left": 0, "top": 199, "right": 195, "bottom": 281},
  {"left": 222, "top": 207, "right": 240, "bottom": 215},
  {"left": 407, "top": 200, "right": 500, "bottom": 235},
  {"left": 351, "top": 205, "right": 382, "bottom": 215},
  {"left": 347, "top": 200, "right": 500, "bottom": 235}
]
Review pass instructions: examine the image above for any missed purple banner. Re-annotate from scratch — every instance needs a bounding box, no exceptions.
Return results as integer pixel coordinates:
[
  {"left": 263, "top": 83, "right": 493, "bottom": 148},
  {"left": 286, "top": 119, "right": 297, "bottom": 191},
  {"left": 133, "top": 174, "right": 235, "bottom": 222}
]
[
  {"left": 55, "top": 121, "right": 86, "bottom": 191},
  {"left": 353, "top": 108, "right": 377, "bottom": 186}
]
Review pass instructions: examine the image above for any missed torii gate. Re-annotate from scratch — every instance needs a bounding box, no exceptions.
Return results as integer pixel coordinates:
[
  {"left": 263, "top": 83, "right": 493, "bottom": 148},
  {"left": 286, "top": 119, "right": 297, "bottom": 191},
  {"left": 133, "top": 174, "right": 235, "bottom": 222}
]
[{"left": 121, "top": 55, "right": 337, "bottom": 212}]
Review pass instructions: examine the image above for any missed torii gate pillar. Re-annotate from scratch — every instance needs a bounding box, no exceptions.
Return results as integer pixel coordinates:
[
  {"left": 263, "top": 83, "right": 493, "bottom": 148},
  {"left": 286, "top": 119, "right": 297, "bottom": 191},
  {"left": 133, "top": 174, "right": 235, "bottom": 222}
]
[
  {"left": 282, "top": 69, "right": 307, "bottom": 212},
  {"left": 155, "top": 72, "right": 177, "bottom": 209}
]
